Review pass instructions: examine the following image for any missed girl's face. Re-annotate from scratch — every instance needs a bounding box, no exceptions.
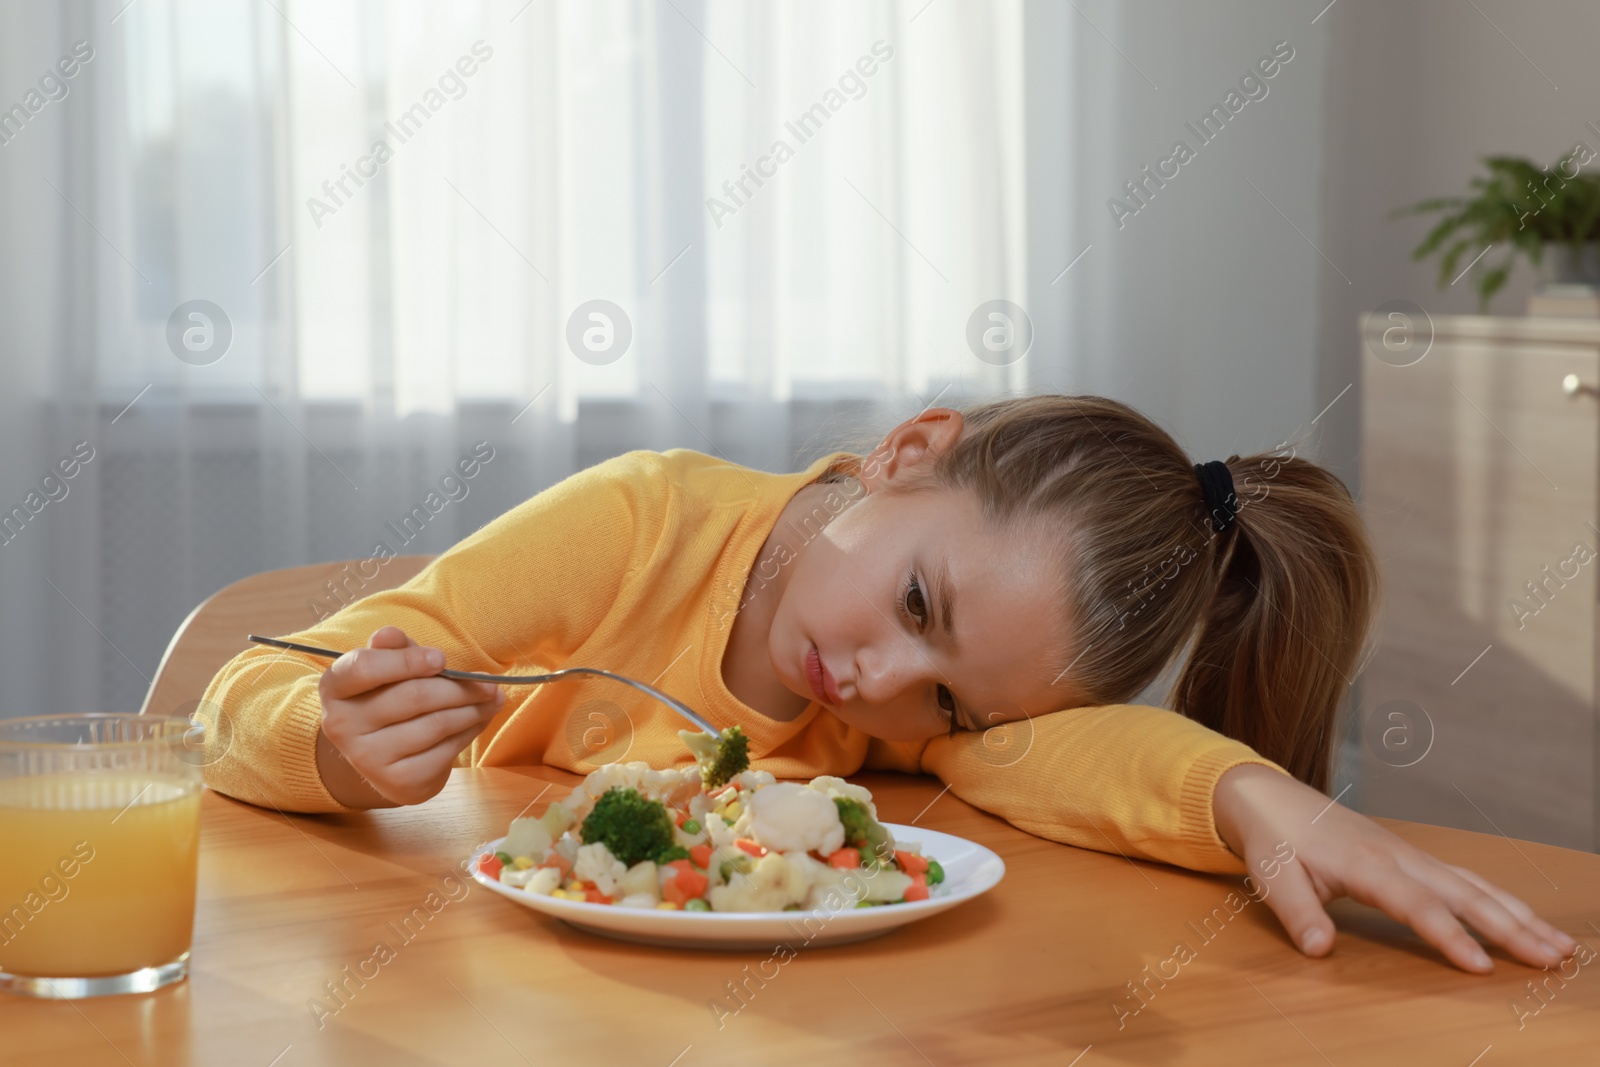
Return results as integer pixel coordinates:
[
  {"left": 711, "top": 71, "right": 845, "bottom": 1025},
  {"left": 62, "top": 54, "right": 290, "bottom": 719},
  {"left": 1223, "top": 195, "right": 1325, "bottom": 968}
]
[{"left": 766, "top": 412, "right": 1077, "bottom": 742}]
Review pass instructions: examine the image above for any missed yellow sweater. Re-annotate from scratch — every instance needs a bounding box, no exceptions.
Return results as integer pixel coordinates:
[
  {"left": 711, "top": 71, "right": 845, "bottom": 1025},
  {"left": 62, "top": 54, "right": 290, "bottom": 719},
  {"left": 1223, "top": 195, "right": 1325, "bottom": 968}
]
[{"left": 201, "top": 448, "right": 1285, "bottom": 873}]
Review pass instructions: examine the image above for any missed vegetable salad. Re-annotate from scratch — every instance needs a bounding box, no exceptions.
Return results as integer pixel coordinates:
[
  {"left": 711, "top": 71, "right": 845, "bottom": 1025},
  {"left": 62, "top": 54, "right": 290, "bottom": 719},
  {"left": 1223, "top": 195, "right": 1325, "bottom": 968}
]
[{"left": 478, "top": 730, "right": 945, "bottom": 912}]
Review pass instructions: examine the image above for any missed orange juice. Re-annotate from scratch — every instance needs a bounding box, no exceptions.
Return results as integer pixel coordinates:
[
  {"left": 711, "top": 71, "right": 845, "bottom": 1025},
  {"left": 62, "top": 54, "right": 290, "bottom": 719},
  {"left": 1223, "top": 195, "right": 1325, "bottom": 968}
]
[{"left": 0, "top": 774, "right": 201, "bottom": 978}]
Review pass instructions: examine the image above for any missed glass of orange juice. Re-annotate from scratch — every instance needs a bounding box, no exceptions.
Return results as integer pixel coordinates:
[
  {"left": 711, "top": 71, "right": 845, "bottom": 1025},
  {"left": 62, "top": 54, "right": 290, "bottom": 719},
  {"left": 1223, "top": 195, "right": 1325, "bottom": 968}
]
[{"left": 0, "top": 713, "right": 203, "bottom": 998}]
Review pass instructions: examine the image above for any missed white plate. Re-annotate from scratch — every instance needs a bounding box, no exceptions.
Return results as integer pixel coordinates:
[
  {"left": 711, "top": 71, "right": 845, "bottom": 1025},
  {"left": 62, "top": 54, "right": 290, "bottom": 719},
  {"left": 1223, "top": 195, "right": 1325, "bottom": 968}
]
[{"left": 466, "top": 822, "right": 1005, "bottom": 951}]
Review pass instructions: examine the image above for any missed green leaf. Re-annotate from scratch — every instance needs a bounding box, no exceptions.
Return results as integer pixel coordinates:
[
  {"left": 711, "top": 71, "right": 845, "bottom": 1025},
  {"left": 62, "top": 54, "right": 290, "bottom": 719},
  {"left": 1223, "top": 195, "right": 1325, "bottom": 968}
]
[
  {"left": 1477, "top": 263, "right": 1512, "bottom": 312},
  {"left": 1412, "top": 212, "right": 1468, "bottom": 260},
  {"left": 1398, "top": 153, "right": 1600, "bottom": 301},
  {"left": 1390, "top": 196, "right": 1465, "bottom": 220}
]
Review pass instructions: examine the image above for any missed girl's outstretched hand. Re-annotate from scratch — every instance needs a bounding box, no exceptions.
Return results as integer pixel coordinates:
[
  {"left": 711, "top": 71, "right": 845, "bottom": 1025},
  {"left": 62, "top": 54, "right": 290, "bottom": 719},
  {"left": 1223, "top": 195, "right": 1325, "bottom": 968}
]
[
  {"left": 314, "top": 625, "right": 504, "bottom": 808},
  {"left": 1212, "top": 764, "right": 1578, "bottom": 973}
]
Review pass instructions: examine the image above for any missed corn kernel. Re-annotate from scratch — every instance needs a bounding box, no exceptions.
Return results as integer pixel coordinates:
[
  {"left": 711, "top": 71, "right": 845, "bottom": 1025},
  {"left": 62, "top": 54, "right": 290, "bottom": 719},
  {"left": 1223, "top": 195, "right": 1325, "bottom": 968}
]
[
  {"left": 512, "top": 855, "right": 535, "bottom": 870},
  {"left": 725, "top": 800, "right": 742, "bottom": 819},
  {"left": 655, "top": 901, "right": 679, "bottom": 910}
]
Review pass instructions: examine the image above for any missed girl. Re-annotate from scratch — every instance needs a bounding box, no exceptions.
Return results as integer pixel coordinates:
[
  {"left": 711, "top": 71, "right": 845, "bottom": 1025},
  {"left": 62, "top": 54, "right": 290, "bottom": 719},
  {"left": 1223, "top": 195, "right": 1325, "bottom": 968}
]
[{"left": 202, "top": 394, "right": 1577, "bottom": 975}]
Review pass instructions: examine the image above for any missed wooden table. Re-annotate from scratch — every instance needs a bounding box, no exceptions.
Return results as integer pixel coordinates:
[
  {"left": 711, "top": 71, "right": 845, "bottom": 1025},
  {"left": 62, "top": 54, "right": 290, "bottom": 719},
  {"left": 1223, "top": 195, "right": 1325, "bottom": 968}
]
[{"left": 3, "top": 768, "right": 1597, "bottom": 1066}]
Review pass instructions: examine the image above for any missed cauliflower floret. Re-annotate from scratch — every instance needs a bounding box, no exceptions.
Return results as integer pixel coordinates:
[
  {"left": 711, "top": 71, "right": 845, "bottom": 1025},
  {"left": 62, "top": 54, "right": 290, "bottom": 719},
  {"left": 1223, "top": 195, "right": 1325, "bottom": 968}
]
[
  {"left": 565, "top": 761, "right": 655, "bottom": 819},
  {"left": 805, "top": 775, "right": 878, "bottom": 821},
  {"left": 498, "top": 865, "right": 536, "bottom": 888},
  {"left": 573, "top": 842, "right": 628, "bottom": 896},
  {"left": 616, "top": 861, "right": 660, "bottom": 901},
  {"left": 564, "top": 762, "right": 707, "bottom": 821},
  {"left": 641, "top": 766, "right": 703, "bottom": 807},
  {"left": 688, "top": 792, "right": 716, "bottom": 820},
  {"left": 703, "top": 799, "right": 752, "bottom": 850},
  {"left": 779, "top": 851, "right": 908, "bottom": 910},
  {"left": 733, "top": 768, "right": 776, "bottom": 792},
  {"left": 747, "top": 782, "right": 846, "bottom": 856},
  {"left": 706, "top": 851, "right": 815, "bottom": 912},
  {"left": 520, "top": 867, "right": 562, "bottom": 895},
  {"left": 577, "top": 763, "right": 634, "bottom": 799},
  {"left": 852, "top": 864, "right": 914, "bottom": 903},
  {"left": 789, "top": 852, "right": 852, "bottom": 909},
  {"left": 704, "top": 815, "right": 735, "bottom": 850},
  {"left": 616, "top": 892, "right": 659, "bottom": 909},
  {"left": 503, "top": 816, "right": 553, "bottom": 861}
]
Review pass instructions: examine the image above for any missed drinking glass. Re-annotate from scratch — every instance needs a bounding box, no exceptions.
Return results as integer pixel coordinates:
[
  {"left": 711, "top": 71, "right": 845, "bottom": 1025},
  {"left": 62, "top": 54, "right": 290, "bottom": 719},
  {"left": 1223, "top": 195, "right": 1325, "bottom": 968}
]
[{"left": 0, "top": 713, "right": 203, "bottom": 998}]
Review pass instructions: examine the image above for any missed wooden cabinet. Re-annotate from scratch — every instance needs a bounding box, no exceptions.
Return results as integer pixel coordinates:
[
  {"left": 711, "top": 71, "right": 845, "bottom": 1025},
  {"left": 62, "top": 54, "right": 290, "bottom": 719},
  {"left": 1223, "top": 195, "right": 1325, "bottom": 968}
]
[{"left": 1359, "top": 313, "right": 1600, "bottom": 851}]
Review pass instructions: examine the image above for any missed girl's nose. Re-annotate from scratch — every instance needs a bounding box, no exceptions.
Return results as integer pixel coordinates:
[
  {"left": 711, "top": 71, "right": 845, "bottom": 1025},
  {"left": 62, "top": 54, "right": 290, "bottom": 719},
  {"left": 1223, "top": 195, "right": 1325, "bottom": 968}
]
[{"left": 854, "top": 642, "right": 927, "bottom": 704}]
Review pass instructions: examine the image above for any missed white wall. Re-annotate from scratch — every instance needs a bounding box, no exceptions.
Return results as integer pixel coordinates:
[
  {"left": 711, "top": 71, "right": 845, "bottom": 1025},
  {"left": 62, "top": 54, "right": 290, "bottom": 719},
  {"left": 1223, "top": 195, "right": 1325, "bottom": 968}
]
[
  {"left": 1020, "top": 1, "right": 1334, "bottom": 715},
  {"left": 1026, "top": 1, "right": 1330, "bottom": 471}
]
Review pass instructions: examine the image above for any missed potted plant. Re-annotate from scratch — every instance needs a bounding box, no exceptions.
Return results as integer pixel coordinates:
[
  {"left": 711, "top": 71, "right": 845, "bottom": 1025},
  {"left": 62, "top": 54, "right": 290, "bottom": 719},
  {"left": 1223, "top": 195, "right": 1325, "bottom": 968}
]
[{"left": 1392, "top": 153, "right": 1600, "bottom": 311}]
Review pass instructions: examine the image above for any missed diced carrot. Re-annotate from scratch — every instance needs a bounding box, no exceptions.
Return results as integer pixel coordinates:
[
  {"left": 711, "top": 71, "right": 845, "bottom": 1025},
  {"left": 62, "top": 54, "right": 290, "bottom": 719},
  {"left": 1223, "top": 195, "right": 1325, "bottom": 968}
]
[
  {"left": 904, "top": 871, "right": 929, "bottom": 902},
  {"left": 689, "top": 843, "right": 713, "bottom": 869},
  {"left": 674, "top": 810, "right": 689, "bottom": 828},
  {"left": 734, "top": 838, "right": 768, "bottom": 858},
  {"left": 895, "top": 850, "right": 929, "bottom": 876},
  {"left": 538, "top": 852, "right": 573, "bottom": 876},
  {"left": 583, "top": 887, "right": 613, "bottom": 905},
  {"left": 478, "top": 853, "right": 503, "bottom": 880},
  {"left": 672, "top": 859, "right": 708, "bottom": 890},
  {"left": 826, "top": 847, "right": 861, "bottom": 869},
  {"left": 662, "top": 859, "right": 709, "bottom": 905}
]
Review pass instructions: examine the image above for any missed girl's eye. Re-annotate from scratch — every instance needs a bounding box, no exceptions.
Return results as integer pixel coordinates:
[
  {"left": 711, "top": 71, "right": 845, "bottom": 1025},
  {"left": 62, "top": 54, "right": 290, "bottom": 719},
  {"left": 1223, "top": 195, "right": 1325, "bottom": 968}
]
[
  {"left": 938, "top": 686, "right": 961, "bottom": 736},
  {"left": 901, "top": 570, "right": 960, "bottom": 735},
  {"left": 903, "top": 571, "right": 929, "bottom": 628}
]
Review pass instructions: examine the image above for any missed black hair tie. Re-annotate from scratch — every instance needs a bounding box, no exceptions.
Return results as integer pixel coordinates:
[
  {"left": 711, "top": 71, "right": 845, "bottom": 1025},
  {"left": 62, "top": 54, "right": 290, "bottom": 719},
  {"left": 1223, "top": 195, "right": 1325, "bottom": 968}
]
[{"left": 1194, "top": 460, "right": 1239, "bottom": 534}]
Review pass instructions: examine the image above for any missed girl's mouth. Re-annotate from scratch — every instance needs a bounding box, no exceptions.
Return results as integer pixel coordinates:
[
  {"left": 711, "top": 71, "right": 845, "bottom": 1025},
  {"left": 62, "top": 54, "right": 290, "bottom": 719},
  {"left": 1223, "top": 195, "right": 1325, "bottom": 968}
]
[{"left": 805, "top": 644, "right": 841, "bottom": 705}]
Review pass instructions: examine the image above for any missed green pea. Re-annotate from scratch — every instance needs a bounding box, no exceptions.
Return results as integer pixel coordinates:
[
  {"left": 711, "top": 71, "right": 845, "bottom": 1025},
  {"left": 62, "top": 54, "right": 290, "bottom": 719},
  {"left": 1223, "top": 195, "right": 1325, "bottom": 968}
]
[
  {"left": 685, "top": 898, "right": 711, "bottom": 912},
  {"left": 682, "top": 819, "right": 701, "bottom": 835},
  {"left": 926, "top": 858, "right": 945, "bottom": 885},
  {"left": 494, "top": 851, "right": 513, "bottom": 866}
]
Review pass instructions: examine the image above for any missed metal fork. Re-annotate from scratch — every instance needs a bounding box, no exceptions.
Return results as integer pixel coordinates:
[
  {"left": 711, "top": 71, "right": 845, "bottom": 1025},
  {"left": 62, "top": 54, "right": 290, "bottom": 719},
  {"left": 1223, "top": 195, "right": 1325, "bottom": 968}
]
[{"left": 245, "top": 634, "right": 719, "bottom": 736}]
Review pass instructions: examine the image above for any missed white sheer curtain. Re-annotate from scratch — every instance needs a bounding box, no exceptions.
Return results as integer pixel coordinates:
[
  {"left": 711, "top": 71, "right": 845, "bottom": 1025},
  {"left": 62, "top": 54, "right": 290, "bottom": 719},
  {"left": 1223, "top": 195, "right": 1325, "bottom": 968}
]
[{"left": 0, "top": 0, "right": 1055, "bottom": 718}]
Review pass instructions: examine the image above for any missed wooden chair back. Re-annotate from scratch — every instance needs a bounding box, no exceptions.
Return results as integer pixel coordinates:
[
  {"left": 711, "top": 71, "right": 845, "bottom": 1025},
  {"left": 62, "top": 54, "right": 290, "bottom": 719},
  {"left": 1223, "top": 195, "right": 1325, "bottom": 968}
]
[{"left": 139, "top": 556, "right": 436, "bottom": 718}]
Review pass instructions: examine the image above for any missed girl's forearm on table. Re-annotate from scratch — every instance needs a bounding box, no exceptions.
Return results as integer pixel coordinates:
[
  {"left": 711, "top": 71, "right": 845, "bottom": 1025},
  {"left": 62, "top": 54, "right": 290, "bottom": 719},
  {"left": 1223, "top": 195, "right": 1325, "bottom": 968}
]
[{"left": 1211, "top": 762, "right": 1281, "bottom": 855}]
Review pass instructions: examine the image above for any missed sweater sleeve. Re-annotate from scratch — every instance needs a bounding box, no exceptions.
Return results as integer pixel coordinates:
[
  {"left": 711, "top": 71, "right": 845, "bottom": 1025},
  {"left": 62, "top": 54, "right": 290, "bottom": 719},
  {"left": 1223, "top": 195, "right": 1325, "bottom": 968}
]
[
  {"left": 917, "top": 704, "right": 1290, "bottom": 874},
  {"left": 199, "top": 452, "right": 664, "bottom": 813}
]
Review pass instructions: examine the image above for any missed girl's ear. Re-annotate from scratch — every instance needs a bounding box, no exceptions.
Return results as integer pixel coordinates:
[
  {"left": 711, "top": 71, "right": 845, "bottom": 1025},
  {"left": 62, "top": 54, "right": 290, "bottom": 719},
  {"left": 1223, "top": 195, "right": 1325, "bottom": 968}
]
[{"left": 859, "top": 408, "right": 964, "bottom": 492}]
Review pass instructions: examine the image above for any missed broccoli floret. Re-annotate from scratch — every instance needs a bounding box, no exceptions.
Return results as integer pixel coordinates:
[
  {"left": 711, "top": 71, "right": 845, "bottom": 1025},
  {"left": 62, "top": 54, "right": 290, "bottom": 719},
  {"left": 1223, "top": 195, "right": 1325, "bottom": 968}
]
[
  {"left": 833, "top": 796, "right": 894, "bottom": 864},
  {"left": 677, "top": 725, "right": 753, "bottom": 790},
  {"left": 704, "top": 725, "right": 750, "bottom": 789},
  {"left": 579, "top": 787, "right": 678, "bottom": 866}
]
